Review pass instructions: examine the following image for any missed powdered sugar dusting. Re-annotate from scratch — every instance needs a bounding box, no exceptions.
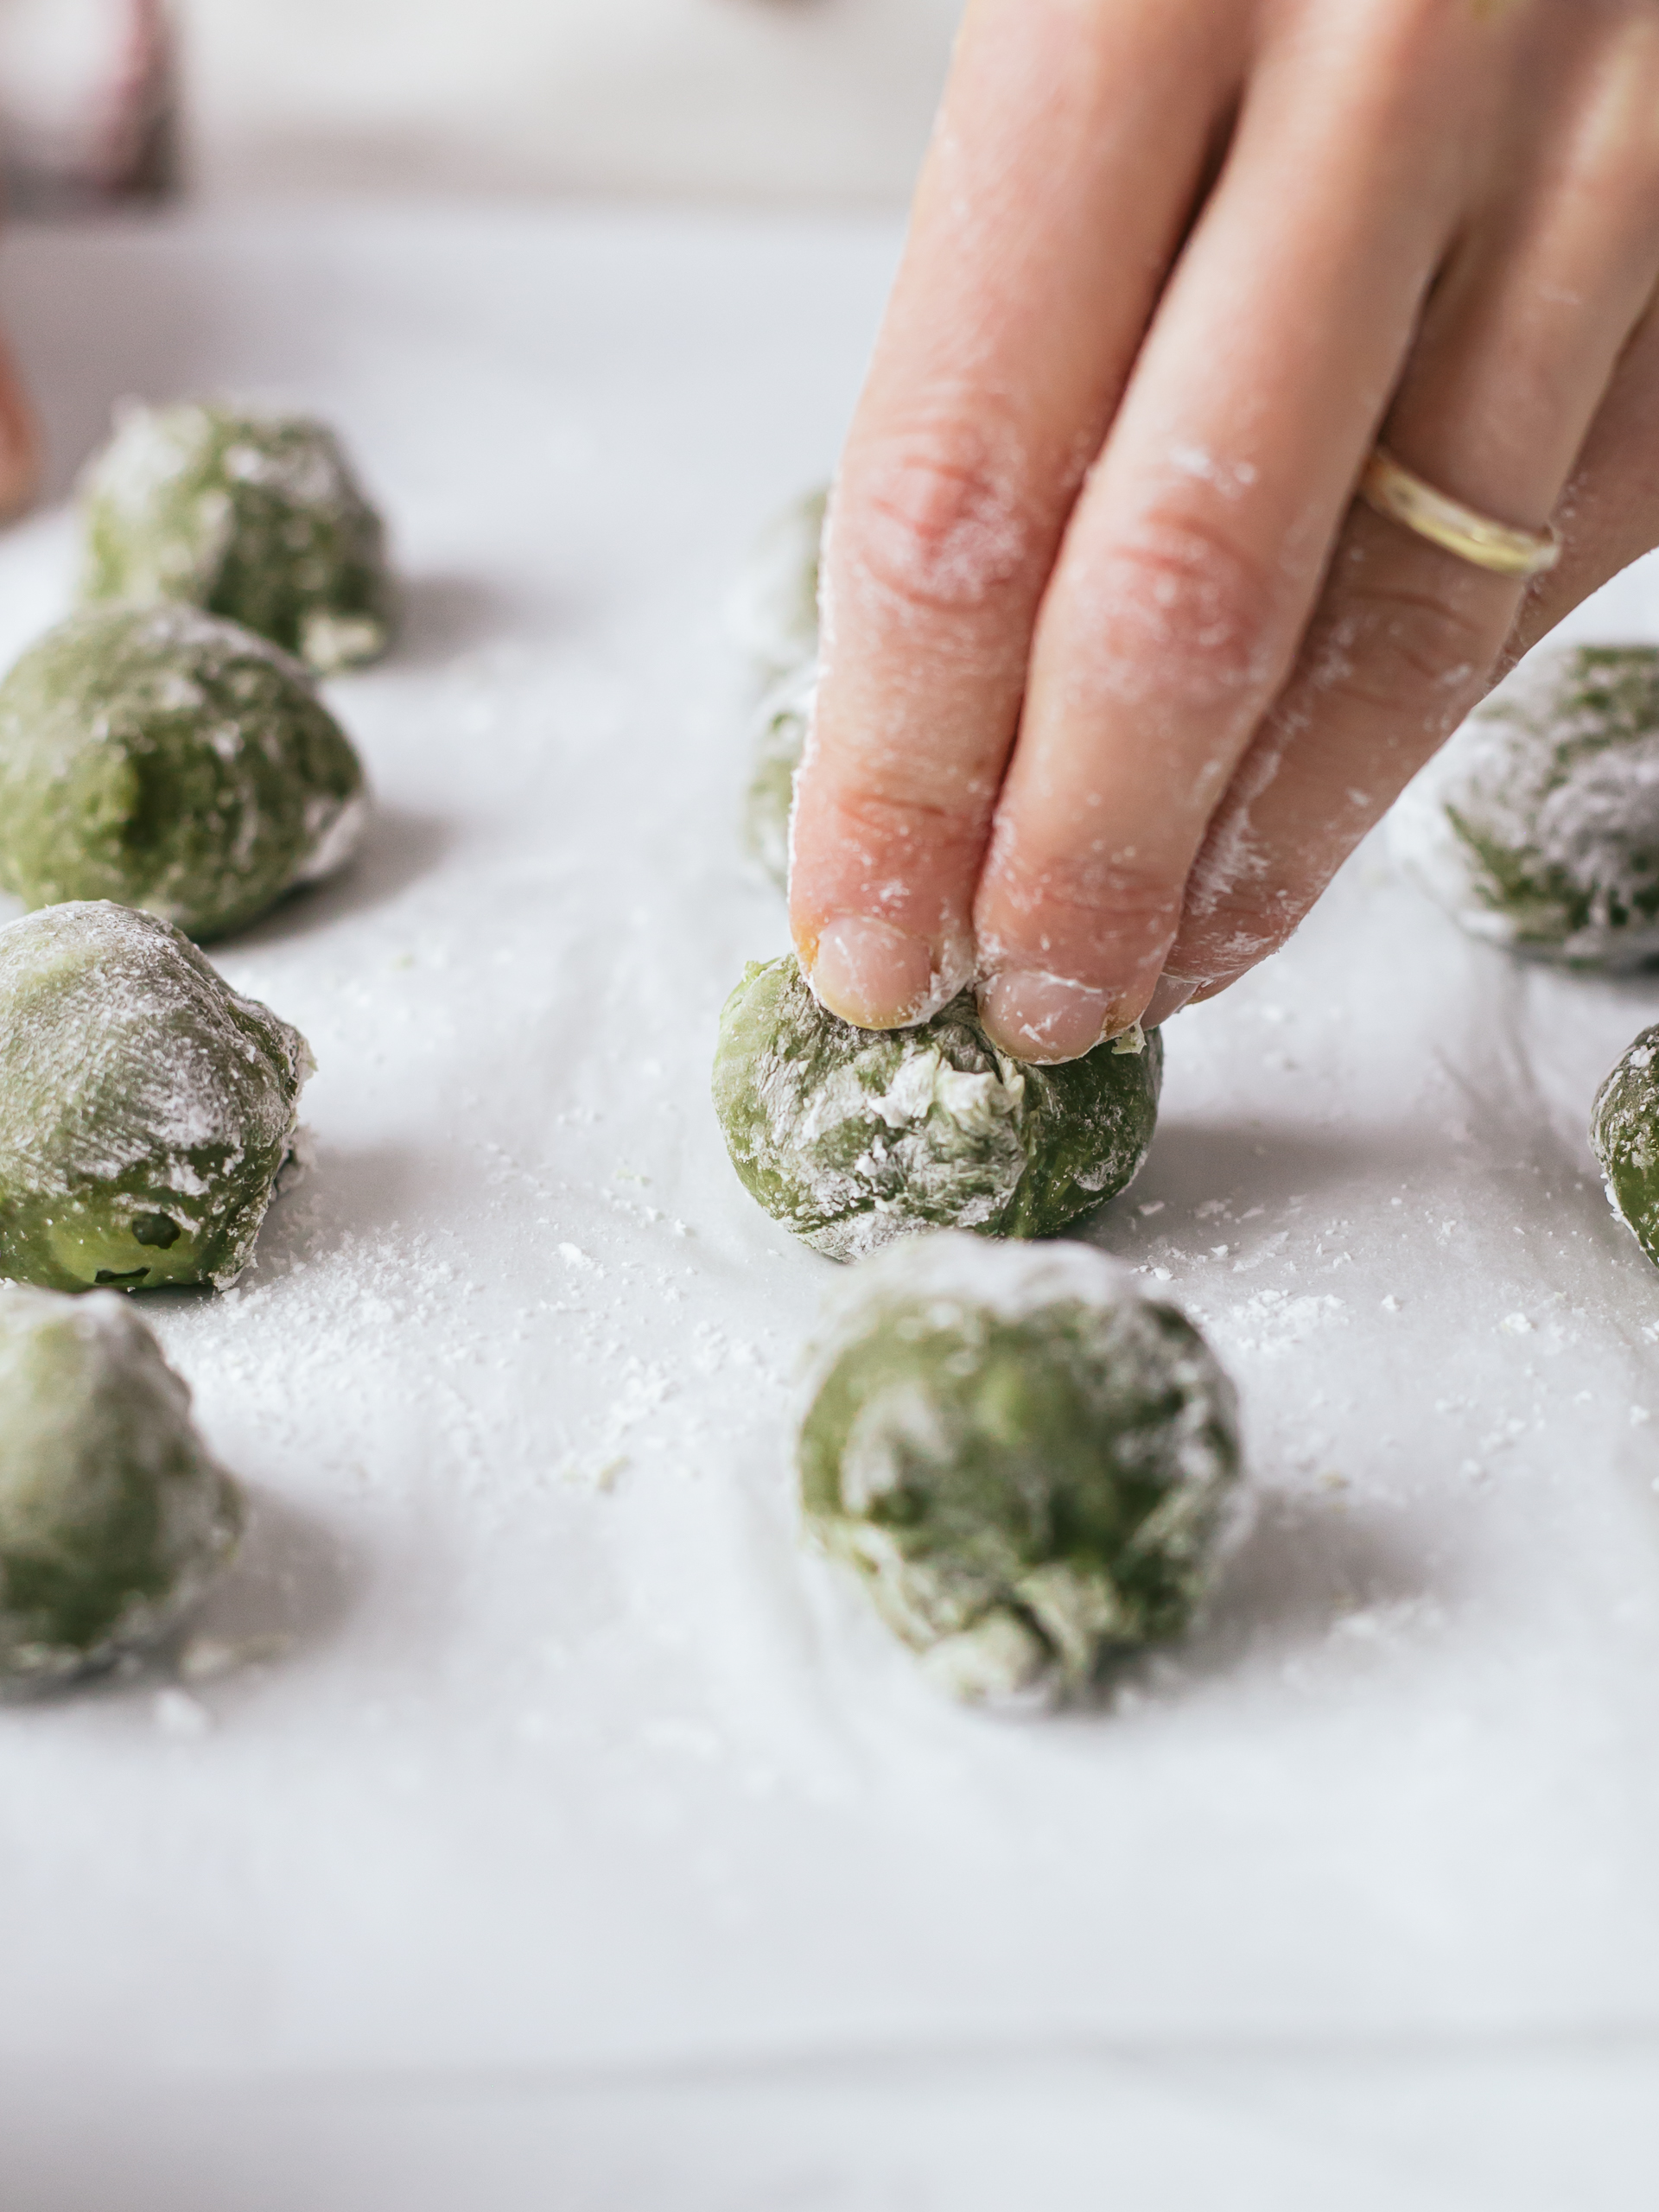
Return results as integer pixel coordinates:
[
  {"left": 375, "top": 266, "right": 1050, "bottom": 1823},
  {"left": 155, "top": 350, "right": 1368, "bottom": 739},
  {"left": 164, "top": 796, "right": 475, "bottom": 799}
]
[
  {"left": 8, "top": 207, "right": 1659, "bottom": 2108},
  {"left": 0, "top": 901, "right": 308, "bottom": 1284},
  {"left": 1390, "top": 642, "right": 1659, "bottom": 968}
]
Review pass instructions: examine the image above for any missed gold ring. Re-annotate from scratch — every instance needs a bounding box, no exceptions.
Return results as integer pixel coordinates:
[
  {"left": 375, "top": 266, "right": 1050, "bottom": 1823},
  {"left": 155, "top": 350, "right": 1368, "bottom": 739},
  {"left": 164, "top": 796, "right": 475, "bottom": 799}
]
[{"left": 1359, "top": 447, "right": 1561, "bottom": 580}]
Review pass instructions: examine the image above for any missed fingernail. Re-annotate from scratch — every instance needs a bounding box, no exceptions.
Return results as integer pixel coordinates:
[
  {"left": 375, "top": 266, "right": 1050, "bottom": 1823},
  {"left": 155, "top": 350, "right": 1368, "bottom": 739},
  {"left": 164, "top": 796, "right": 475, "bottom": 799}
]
[
  {"left": 809, "top": 915, "right": 935, "bottom": 1028},
  {"left": 1142, "top": 971, "right": 1200, "bottom": 1029},
  {"left": 976, "top": 969, "right": 1125, "bottom": 1064}
]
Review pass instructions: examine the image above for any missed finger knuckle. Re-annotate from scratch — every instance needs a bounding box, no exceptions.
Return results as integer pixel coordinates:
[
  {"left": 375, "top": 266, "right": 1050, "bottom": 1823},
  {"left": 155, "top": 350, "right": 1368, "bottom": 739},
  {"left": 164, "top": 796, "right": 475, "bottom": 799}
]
[
  {"left": 1564, "top": 29, "right": 1659, "bottom": 213},
  {"left": 804, "top": 710, "right": 996, "bottom": 825},
  {"left": 1086, "top": 502, "right": 1288, "bottom": 713},
  {"left": 1312, "top": 578, "right": 1497, "bottom": 722},
  {"left": 985, "top": 839, "right": 1181, "bottom": 968},
  {"left": 846, "top": 419, "right": 1038, "bottom": 617},
  {"left": 824, "top": 776, "right": 981, "bottom": 851},
  {"left": 791, "top": 774, "right": 984, "bottom": 925}
]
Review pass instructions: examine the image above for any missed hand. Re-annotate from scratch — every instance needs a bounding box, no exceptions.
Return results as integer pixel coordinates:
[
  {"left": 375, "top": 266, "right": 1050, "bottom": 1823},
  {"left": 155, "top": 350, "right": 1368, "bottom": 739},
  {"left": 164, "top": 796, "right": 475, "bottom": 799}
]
[{"left": 789, "top": 0, "right": 1659, "bottom": 1060}]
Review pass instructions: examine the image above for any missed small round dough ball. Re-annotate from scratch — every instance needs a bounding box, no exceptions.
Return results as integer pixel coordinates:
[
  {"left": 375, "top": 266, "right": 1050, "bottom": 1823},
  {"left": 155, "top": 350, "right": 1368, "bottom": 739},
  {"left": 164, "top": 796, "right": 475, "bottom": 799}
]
[
  {"left": 79, "top": 401, "right": 396, "bottom": 671},
  {"left": 798, "top": 1235, "right": 1241, "bottom": 1701},
  {"left": 0, "top": 603, "right": 368, "bottom": 941},
  {"left": 0, "top": 901, "right": 313, "bottom": 1294},
  {"left": 0, "top": 1284, "right": 242, "bottom": 1689},
  {"left": 1592, "top": 1023, "right": 1659, "bottom": 1268},
  {"left": 712, "top": 956, "right": 1162, "bottom": 1261},
  {"left": 729, "top": 486, "right": 825, "bottom": 890},
  {"left": 1389, "top": 643, "right": 1659, "bottom": 968},
  {"left": 741, "top": 660, "right": 813, "bottom": 889}
]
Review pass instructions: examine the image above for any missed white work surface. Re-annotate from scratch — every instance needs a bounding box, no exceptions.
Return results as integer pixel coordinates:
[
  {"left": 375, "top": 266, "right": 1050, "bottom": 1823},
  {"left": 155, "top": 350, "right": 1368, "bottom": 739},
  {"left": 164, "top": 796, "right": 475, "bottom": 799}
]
[{"left": 2, "top": 208, "right": 1659, "bottom": 2211}]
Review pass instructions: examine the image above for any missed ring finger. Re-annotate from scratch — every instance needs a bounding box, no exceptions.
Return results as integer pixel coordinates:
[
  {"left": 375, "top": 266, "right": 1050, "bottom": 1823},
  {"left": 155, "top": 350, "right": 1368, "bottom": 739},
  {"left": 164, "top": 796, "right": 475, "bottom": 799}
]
[
  {"left": 1163, "top": 20, "right": 1659, "bottom": 1001},
  {"left": 969, "top": 0, "right": 1498, "bottom": 1061}
]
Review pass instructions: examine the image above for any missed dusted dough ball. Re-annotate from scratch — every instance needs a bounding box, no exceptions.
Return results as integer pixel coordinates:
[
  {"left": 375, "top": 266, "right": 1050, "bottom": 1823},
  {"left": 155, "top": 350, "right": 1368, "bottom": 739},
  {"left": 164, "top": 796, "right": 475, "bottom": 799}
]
[
  {"left": 727, "top": 483, "right": 827, "bottom": 683},
  {"left": 798, "top": 1235, "right": 1241, "bottom": 1701},
  {"left": 712, "top": 956, "right": 1161, "bottom": 1261},
  {"left": 1592, "top": 1023, "right": 1659, "bottom": 1268},
  {"left": 741, "top": 660, "right": 814, "bottom": 889},
  {"left": 79, "top": 402, "right": 396, "bottom": 672},
  {"left": 0, "top": 603, "right": 367, "bottom": 941},
  {"left": 0, "top": 902, "right": 312, "bottom": 1294},
  {"left": 0, "top": 1284, "right": 242, "bottom": 1689},
  {"left": 729, "top": 486, "right": 826, "bottom": 890},
  {"left": 1390, "top": 644, "right": 1659, "bottom": 968}
]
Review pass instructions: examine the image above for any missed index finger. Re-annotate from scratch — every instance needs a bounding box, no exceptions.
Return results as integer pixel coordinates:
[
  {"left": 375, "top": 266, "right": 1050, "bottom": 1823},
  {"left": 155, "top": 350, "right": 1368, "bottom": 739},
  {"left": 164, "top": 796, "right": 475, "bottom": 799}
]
[{"left": 788, "top": 0, "right": 1248, "bottom": 1029}]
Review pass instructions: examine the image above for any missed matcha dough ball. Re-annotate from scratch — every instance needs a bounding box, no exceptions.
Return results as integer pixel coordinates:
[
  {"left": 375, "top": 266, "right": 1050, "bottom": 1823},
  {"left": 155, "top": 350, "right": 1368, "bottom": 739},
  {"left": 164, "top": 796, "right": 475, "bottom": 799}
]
[
  {"left": 0, "top": 603, "right": 368, "bottom": 941},
  {"left": 1592, "top": 1024, "right": 1659, "bottom": 1268},
  {"left": 0, "top": 1284, "right": 242, "bottom": 1689},
  {"left": 741, "top": 660, "right": 814, "bottom": 889},
  {"left": 0, "top": 901, "right": 312, "bottom": 1294},
  {"left": 79, "top": 401, "right": 396, "bottom": 671},
  {"left": 1389, "top": 644, "right": 1659, "bottom": 967},
  {"left": 730, "top": 486, "right": 826, "bottom": 889},
  {"left": 712, "top": 955, "right": 1161, "bottom": 1261},
  {"left": 799, "top": 1234, "right": 1241, "bottom": 1701}
]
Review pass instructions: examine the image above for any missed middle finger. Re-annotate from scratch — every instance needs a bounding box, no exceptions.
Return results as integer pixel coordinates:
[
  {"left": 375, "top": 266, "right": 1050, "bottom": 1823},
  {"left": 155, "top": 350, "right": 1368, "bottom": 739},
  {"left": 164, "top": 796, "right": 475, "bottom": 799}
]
[{"left": 974, "top": 0, "right": 1509, "bottom": 1060}]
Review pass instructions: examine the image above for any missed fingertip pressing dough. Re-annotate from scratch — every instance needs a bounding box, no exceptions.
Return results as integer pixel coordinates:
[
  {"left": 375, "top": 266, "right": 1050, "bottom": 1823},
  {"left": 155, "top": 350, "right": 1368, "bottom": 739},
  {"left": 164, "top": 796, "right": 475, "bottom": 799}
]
[
  {"left": 712, "top": 955, "right": 1161, "bottom": 1260},
  {"left": 1592, "top": 1024, "right": 1659, "bottom": 1268},
  {"left": 0, "top": 901, "right": 313, "bottom": 1294},
  {"left": 798, "top": 1234, "right": 1242, "bottom": 1702},
  {"left": 0, "top": 603, "right": 368, "bottom": 941},
  {"left": 1389, "top": 643, "right": 1659, "bottom": 968},
  {"left": 0, "top": 1283, "right": 242, "bottom": 1689},
  {"left": 79, "top": 401, "right": 397, "bottom": 672}
]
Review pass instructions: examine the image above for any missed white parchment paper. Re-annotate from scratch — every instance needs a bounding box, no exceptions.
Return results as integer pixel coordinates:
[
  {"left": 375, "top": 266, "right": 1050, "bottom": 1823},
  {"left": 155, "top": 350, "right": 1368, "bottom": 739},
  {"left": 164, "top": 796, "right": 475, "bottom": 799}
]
[{"left": 1, "top": 208, "right": 1658, "bottom": 2208}]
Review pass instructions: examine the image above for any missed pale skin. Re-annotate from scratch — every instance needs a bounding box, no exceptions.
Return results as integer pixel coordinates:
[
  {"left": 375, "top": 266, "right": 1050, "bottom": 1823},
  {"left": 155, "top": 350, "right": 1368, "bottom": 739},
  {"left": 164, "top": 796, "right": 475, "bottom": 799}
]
[{"left": 791, "top": 0, "right": 1659, "bottom": 1062}]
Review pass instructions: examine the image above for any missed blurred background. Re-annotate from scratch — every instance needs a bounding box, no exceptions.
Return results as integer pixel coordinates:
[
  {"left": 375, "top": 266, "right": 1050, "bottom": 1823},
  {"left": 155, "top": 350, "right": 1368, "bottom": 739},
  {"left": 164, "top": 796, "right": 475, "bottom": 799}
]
[{"left": 0, "top": 0, "right": 963, "bottom": 214}]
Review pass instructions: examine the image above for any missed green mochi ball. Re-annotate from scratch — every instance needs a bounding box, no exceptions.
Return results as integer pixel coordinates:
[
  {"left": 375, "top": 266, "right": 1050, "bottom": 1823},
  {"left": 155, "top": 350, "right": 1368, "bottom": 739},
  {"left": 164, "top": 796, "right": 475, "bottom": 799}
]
[
  {"left": 1592, "top": 1023, "right": 1659, "bottom": 1267},
  {"left": 712, "top": 955, "right": 1162, "bottom": 1261},
  {"left": 0, "top": 603, "right": 368, "bottom": 942},
  {"left": 742, "top": 661, "right": 813, "bottom": 889},
  {"left": 79, "top": 401, "right": 396, "bottom": 671},
  {"left": 0, "top": 901, "right": 313, "bottom": 1294},
  {"left": 0, "top": 1283, "right": 242, "bottom": 1689},
  {"left": 798, "top": 1234, "right": 1241, "bottom": 1701},
  {"left": 730, "top": 485, "right": 827, "bottom": 891},
  {"left": 1390, "top": 643, "right": 1659, "bottom": 968}
]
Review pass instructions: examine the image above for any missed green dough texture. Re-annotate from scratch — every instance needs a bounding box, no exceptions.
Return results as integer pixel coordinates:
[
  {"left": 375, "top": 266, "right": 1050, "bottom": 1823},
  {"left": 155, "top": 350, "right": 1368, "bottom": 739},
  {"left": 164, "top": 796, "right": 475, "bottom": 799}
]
[
  {"left": 1389, "top": 644, "right": 1659, "bottom": 968},
  {"left": 712, "top": 955, "right": 1161, "bottom": 1261},
  {"left": 1592, "top": 1024, "right": 1659, "bottom": 1268},
  {"left": 79, "top": 401, "right": 396, "bottom": 671},
  {"left": 0, "top": 603, "right": 368, "bottom": 941},
  {"left": 0, "top": 901, "right": 313, "bottom": 1294},
  {"left": 0, "top": 1283, "right": 242, "bottom": 1689},
  {"left": 798, "top": 1234, "right": 1241, "bottom": 1701}
]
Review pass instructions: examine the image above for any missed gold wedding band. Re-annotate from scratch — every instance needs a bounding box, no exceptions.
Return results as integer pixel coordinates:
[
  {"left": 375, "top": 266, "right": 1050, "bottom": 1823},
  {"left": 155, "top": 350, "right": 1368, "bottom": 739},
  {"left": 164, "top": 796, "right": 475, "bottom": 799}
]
[{"left": 1359, "top": 447, "right": 1561, "bottom": 580}]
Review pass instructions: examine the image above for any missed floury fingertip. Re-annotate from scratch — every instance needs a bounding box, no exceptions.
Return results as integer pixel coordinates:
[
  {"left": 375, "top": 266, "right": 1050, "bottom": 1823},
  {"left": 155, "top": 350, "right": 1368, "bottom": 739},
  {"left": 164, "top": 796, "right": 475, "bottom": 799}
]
[
  {"left": 976, "top": 968, "right": 1133, "bottom": 1065},
  {"left": 804, "top": 914, "right": 976, "bottom": 1032}
]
